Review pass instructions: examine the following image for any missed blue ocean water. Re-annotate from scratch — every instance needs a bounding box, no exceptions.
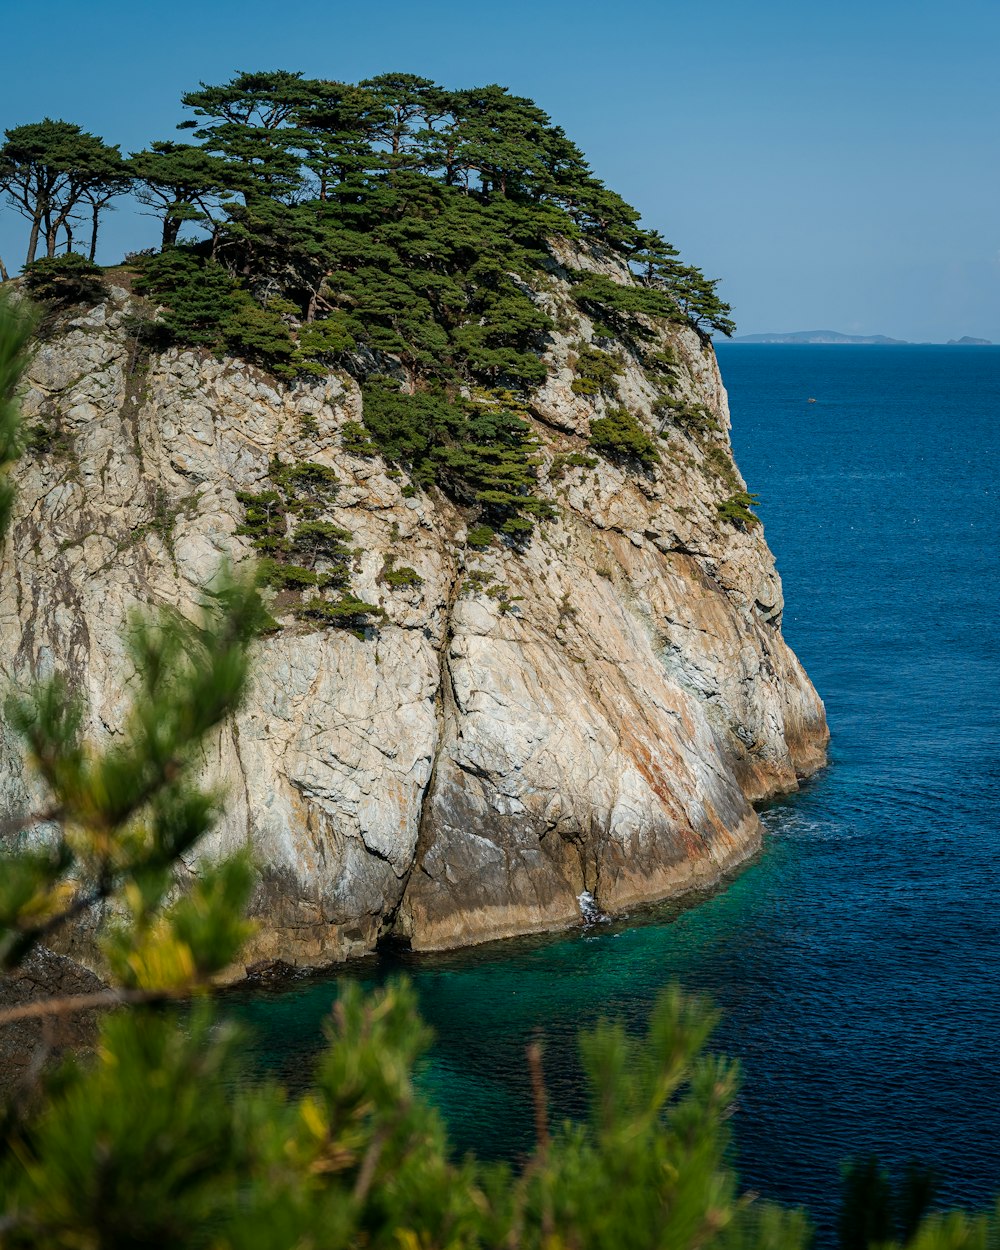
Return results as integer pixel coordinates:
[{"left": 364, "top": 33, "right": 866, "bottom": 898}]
[{"left": 227, "top": 345, "right": 1000, "bottom": 1234}]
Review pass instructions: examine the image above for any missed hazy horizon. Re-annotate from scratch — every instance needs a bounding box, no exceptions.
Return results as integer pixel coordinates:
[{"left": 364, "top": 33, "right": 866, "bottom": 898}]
[{"left": 2, "top": 0, "right": 996, "bottom": 343}]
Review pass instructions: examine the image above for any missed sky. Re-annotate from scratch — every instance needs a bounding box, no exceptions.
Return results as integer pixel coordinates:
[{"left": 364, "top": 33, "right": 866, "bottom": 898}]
[{"left": 1, "top": 0, "right": 997, "bottom": 342}]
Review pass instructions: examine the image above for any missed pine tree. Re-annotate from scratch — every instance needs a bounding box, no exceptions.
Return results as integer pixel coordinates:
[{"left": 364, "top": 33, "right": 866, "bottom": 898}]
[{"left": 0, "top": 120, "right": 127, "bottom": 263}]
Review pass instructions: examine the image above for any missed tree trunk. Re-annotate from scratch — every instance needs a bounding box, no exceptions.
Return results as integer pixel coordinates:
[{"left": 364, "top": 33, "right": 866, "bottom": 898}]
[
  {"left": 42, "top": 207, "right": 54, "bottom": 258},
  {"left": 0, "top": 255, "right": 8, "bottom": 282},
  {"left": 162, "top": 215, "right": 180, "bottom": 251},
  {"left": 25, "top": 214, "right": 41, "bottom": 266},
  {"left": 88, "top": 205, "right": 100, "bottom": 262}
]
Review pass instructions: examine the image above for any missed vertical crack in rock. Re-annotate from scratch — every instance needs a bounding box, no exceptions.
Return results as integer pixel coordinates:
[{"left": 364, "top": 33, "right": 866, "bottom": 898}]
[{"left": 382, "top": 550, "right": 465, "bottom": 946}]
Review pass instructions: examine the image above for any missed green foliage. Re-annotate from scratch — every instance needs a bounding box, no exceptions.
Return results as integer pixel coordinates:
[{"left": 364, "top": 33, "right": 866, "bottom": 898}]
[
  {"left": 0, "top": 118, "right": 130, "bottom": 264},
  {"left": 21, "top": 254, "right": 105, "bottom": 307},
  {"left": 589, "top": 407, "right": 659, "bottom": 469},
  {"left": 549, "top": 450, "right": 599, "bottom": 480},
  {"left": 631, "top": 229, "right": 737, "bottom": 338},
  {"left": 8, "top": 967, "right": 926, "bottom": 1250},
  {"left": 0, "top": 292, "right": 37, "bottom": 539},
  {"left": 359, "top": 382, "right": 553, "bottom": 540},
  {"left": 359, "top": 380, "right": 463, "bottom": 479},
  {"left": 717, "top": 491, "right": 761, "bottom": 530},
  {"left": 0, "top": 292, "right": 261, "bottom": 990},
  {"left": 570, "top": 342, "right": 623, "bottom": 397},
  {"left": 236, "top": 458, "right": 378, "bottom": 631},
  {"left": 653, "top": 260, "right": 736, "bottom": 340},
  {"left": 221, "top": 296, "right": 297, "bottom": 373},
  {"left": 0, "top": 286, "right": 996, "bottom": 1250},
  {"left": 23, "top": 422, "right": 71, "bottom": 457},
  {"left": 133, "top": 246, "right": 240, "bottom": 345},
  {"left": 572, "top": 272, "right": 679, "bottom": 337},
  {"left": 466, "top": 523, "right": 495, "bottom": 549},
  {"left": 0, "top": 568, "right": 265, "bottom": 977},
  {"left": 644, "top": 345, "right": 677, "bottom": 373},
  {"left": 837, "top": 1157, "right": 941, "bottom": 1250},
  {"left": 379, "top": 557, "right": 423, "bottom": 589},
  {"left": 703, "top": 443, "right": 741, "bottom": 491},
  {"left": 653, "top": 395, "right": 720, "bottom": 437},
  {"left": 295, "top": 592, "right": 383, "bottom": 638},
  {"left": 297, "top": 312, "right": 359, "bottom": 364},
  {"left": 128, "top": 140, "right": 231, "bottom": 250},
  {"left": 3, "top": 74, "right": 735, "bottom": 392},
  {"left": 133, "top": 247, "right": 298, "bottom": 375},
  {"left": 340, "top": 419, "right": 377, "bottom": 456}
]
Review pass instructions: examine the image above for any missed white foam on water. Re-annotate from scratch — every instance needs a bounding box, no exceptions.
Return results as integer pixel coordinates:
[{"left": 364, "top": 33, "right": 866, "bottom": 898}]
[{"left": 577, "top": 891, "right": 609, "bottom": 925}]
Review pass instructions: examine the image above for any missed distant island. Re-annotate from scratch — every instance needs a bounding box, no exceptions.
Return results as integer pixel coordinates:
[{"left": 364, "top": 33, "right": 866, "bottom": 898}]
[{"left": 726, "top": 330, "right": 994, "bottom": 345}]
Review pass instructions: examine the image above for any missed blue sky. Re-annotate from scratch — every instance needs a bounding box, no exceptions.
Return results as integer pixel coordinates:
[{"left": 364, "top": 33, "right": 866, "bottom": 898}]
[{"left": 2, "top": 0, "right": 997, "bottom": 341}]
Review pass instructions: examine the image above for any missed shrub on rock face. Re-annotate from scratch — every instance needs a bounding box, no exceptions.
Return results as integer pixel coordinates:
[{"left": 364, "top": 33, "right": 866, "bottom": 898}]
[
  {"left": 379, "top": 558, "right": 423, "bottom": 589},
  {"left": 589, "top": 406, "right": 658, "bottom": 469},
  {"left": 466, "top": 523, "right": 494, "bottom": 549},
  {"left": 132, "top": 247, "right": 298, "bottom": 375},
  {"left": 220, "top": 298, "right": 297, "bottom": 375},
  {"left": 717, "top": 491, "right": 761, "bottom": 530},
  {"left": 358, "top": 382, "right": 553, "bottom": 542},
  {"left": 132, "top": 247, "right": 234, "bottom": 345},
  {"left": 236, "top": 458, "right": 375, "bottom": 630},
  {"left": 295, "top": 591, "right": 382, "bottom": 638},
  {"left": 21, "top": 255, "right": 105, "bottom": 307},
  {"left": 570, "top": 343, "right": 623, "bottom": 397}
]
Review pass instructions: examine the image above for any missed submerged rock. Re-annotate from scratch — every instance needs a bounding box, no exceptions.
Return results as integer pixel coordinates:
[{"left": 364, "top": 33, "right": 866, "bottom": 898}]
[{"left": 0, "top": 275, "right": 827, "bottom": 971}]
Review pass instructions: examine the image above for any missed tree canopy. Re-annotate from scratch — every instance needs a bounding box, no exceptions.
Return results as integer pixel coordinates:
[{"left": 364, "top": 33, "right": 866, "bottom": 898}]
[
  {"left": 0, "top": 119, "right": 128, "bottom": 264},
  {"left": 0, "top": 70, "right": 735, "bottom": 345},
  {"left": 0, "top": 71, "right": 738, "bottom": 549}
]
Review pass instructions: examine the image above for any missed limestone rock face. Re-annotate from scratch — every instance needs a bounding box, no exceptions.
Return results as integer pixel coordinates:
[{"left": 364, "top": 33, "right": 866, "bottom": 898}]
[{"left": 0, "top": 276, "right": 827, "bottom": 968}]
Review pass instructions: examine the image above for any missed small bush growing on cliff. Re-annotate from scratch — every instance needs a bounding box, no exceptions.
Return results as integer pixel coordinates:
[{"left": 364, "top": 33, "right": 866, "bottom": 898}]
[
  {"left": 589, "top": 406, "right": 659, "bottom": 469},
  {"left": 653, "top": 394, "right": 720, "bottom": 437},
  {"left": 236, "top": 457, "right": 380, "bottom": 631},
  {"left": 466, "top": 522, "right": 495, "bottom": 548},
  {"left": 570, "top": 342, "right": 624, "bottom": 397},
  {"left": 379, "top": 556, "right": 423, "bottom": 589},
  {"left": 717, "top": 490, "right": 761, "bottom": 530},
  {"left": 21, "top": 254, "right": 105, "bottom": 308},
  {"left": 359, "top": 381, "right": 553, "bottom": 541},
  {"left": 549, "top": 450, "right": 598, "bottom": 480},
  {"left": 133, "top": 247, "right": 300, "bottom": 375}
]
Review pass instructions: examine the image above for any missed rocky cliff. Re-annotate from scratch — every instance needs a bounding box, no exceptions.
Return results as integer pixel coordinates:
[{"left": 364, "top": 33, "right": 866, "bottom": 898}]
[{"left": 0, "top": 252, "right": 827, "bottom": 970}]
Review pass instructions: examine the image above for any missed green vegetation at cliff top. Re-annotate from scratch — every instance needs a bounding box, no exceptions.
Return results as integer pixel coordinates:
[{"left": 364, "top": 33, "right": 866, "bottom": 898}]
[{"left": 1, "top": 71, "right": 739, "bottom": 546}]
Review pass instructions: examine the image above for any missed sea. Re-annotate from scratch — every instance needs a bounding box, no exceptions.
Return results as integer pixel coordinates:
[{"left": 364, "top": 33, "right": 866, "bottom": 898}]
[{"left": 225, "top": 344, "right": 1000, "bottom": 1237}]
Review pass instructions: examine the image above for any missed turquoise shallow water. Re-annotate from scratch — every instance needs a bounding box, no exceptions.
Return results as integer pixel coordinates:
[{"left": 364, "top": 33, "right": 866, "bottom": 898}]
[{"left": 225, "top": 345, "right": 1000, "bottom": 1234}]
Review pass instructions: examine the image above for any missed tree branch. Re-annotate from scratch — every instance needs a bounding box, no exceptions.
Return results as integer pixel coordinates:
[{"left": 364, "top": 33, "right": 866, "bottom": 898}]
[{"left": 0, "top": 985, "right": 184, "bottom": 1028}]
